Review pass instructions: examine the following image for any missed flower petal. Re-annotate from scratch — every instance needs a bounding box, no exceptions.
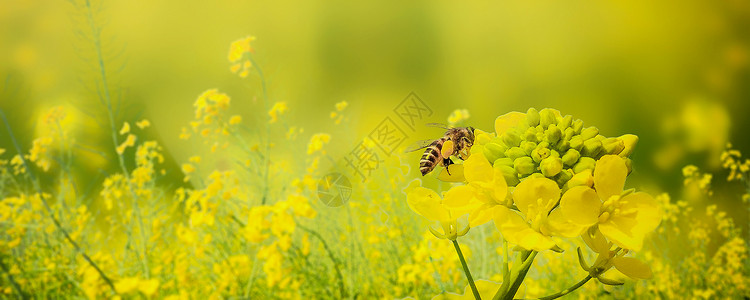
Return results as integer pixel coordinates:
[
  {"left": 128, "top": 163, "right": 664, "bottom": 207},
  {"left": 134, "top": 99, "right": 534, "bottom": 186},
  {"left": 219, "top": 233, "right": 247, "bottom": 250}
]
[
  {"left": 443, "top": 185, "right": 477, "bottom": 209},
  {"left": 612, "top": 257, "right": 652, "bottom": 279},
  {"left": 468, "top": 203, "right": 495, "bottom": 227},
  {"left": 406, "top": 186, "right": 450, "bottom": 222},
  {"left": 513, "top": 178, "right": 560, "bottom": 217},
  {"left": 546, "top": 209, "right": 586, "bottom": 237},
  {"left": 582, "top": 227, "right": 610, "bottom": 253},
  {"left": 560, "top": 186, "right": 601, "bottom": 227},
  {"left": 493, "top": 206, "right": 555, "bottom": 251},
  {"left": 593, "top": 155, "right": 628, "bottom": 201},
  {"left": 495, "top": 111, "right": 526, "bottom": 135},
  {"left": 492, "top": 164, "right": 509, "bottom": 203},
  {"left": 438, "top": 164, "right": 466, "bottom": 182},
  {"left": 599, "top": 216, "right": 642, "bottom": 250},
  {"left": 620, "top": 192, "right": 662, "bottom": 235},
  {"left": 464, "top": 151, "right": 493, "bottom": 183}
]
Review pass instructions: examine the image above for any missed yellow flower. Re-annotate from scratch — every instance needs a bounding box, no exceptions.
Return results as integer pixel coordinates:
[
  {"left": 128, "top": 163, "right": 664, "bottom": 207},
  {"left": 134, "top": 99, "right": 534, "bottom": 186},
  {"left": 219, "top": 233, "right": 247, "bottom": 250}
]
[
  {"left": 493, "top": 177, "right": 561, "bottom": 251},
  {"left": 136, "top": 119, "right": 151, "bottom": 129},
  {"left": 405, "top": 180, "right": 470, "bottom": 240},
  {"left": 559, "top": 155, "right": 662, "bottom": 250},
  {"left": 229, "top": 115, "right": 242, "bottom": 125},
  {"left": 306, "top": 133, "right": 330, "bottom": 155},
  {"left": 268, "top": 102, "right": 288, "bottom": 123},
  {"left": 115, "top": 276, "right": 140, "bottom": 294},
  {"left": 335, "top": 100, "right": 348, "bottom": 111},
  {"left": 116, "top": 134, "right": 136, "bottom": 155},
  {"left": 119, "top": 122, "right": 130, "bottom": 135},
  {"left": 228, "top": 36, "right": 256, "bottom": 63},
  {"left": 440, "top": 151, "right": 509, "bottom": 227},
  {"left": 447, "top": 109, "right": 471, "bottom": 126},
  {"left": 578, "top": 228, "right": 652, "bottom": 283}
]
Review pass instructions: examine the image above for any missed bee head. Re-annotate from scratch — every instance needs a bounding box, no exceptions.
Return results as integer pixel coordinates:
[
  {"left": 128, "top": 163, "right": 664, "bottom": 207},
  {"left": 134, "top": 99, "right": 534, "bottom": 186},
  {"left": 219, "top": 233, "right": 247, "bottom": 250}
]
[{"left": 467, "top": 126, "right": 475, "bottom": 133}]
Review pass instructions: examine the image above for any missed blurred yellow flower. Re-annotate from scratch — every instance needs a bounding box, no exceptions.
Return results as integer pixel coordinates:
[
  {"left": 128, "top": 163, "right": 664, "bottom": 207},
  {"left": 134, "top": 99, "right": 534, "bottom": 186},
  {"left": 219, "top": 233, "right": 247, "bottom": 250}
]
[
  {"left": 447, "top": 109, "right": 470, "bottom": 126},
  {"left": 306, "top": 133, "right": 330, "bottom": 155},
  {"left": 135, "top": 119, "right": 151, "bottom": 129},
  {"left": 405, "top": 180, "right": 470, "bottom": 240},
  {"left": 229, "top": 115, "right": 242, "bottom": 125},
  {"left": 119, "top": 122, "right": 130, "bottom": 135},
  {"left": 268, "top": 101, "right": 288, "bottom": 123}
]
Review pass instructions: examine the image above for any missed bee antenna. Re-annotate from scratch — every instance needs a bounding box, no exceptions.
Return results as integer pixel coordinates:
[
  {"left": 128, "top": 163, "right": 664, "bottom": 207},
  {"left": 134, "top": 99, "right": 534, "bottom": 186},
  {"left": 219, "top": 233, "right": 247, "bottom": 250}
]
[{"left": 468, "top": 126, "right": 475, "bottom": 133}]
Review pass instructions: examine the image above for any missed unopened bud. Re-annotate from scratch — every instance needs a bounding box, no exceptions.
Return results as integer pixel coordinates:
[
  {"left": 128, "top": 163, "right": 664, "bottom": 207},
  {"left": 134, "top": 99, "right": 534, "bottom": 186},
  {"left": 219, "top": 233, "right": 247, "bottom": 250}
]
[
  {"left": 565, "top": 169, "right": 594, "bottom": 189},
  {"left": 582, "top": 138, "right": 603, "bottom": 157},
  {"left": 573, "top": 157, "right": 596, "bottom": 173},
  {"left": 505, "top": 147, "right": 526, "bottom": 160},
  {"left": 539, "top": 108, "right": 558, "bottom": 127},
  {"left": 618, "top": 134, "right": 638, "bottom": 157},
  {"left": 555, "top": 168, "right": 574, "bottom": 186},
  {"left": 493, "top": 158, "right": 514, "bottom": 168},
  {"left": 526, "top": 108, "right": 540, "bottom": 127},
  {"left": 531, "top": 147, "right": 551, "bottom": 163},
  {"left": 502, "top": 131, "right": 522, "bottom": 147},
  {"left": 514, "top": 156, "right": 536, "bottom": 175},
  {"left": 562, "top": 149, "right": 581, "bottom": 166},
  {"left": 546, "top": 124, "right": 562, "bottom": 144},
  {"left": 520, "top": 141, "right": 536, "bottom": 155},
  {"left": 603, "top": 138, "right": 625, "bottom": 155},
  {"left": 623, "top": 157, "right": 633, "bottom": 174},
  {"left": 580, "top": 127, "right": 599, "bottom": 140},
  {"left": 497, "top": 165, "right": 520, "bottom": 186},
  {"left": 570, "top": 136, "right": 584, "bottom": 151},
  {"left": 571, "top": 119, "right": 584, "bottom": 134},
  {"left": 523, "top": 127, "right": 538, "bottom": 143},
  {"left": 563, "top": 127, "right": 575, "bottom": 143},
  {"left": 541, "top": 156, "right": 563, "bottom": 177},
  {"left": 483, "top": 143, "right": 506, "bottom": 162},
  {"left": 558, "top": 115, "right": 573, "bottom": 131}
]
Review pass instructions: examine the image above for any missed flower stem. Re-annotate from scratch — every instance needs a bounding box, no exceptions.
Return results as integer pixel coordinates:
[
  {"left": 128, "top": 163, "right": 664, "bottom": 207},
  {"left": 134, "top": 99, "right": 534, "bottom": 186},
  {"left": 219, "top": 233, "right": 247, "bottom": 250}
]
[
  {"left": 453, "top": 239, "right": 481, "bottom": 300},
  {"left": 535, "top": 275, "right": 592, "bottom": 300}
]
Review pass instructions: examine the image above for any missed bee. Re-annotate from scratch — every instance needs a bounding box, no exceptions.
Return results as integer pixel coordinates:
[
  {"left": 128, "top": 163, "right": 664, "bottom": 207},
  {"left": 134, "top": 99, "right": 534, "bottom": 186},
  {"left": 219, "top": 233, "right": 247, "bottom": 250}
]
[{"left": 406, "top": 124, "right": 476, "bottom": 176}]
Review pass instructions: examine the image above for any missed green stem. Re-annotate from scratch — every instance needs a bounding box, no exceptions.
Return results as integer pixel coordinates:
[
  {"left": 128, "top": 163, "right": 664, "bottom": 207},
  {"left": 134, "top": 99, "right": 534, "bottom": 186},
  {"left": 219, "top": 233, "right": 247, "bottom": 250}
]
[
  {"left": 246, "top": 53, "right": 272, "bottom": 205},
  {"left": 494, "top": 250, "right": 537, "bottom": 300},
  {"left": 502, "top": 240, "right": 509, "bottom": 284},
  {"left": 297, "top": 223, "right": 346, "bottom": 299},
  {"left": 0, "top": 110, "right": 118, "bottom": 296},
  {"left": 452, "top": 239, "right": 481, "bottom": 300},
  {"left": 535, "top": 275, "right": 592, "bottom": 300}
]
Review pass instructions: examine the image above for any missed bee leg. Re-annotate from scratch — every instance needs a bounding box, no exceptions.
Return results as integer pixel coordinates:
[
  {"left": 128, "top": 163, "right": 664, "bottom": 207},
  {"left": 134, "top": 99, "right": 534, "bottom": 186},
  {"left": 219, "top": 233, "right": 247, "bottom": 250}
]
[{"left": 443, "top": 158, "right": 455, "bottom": 175}]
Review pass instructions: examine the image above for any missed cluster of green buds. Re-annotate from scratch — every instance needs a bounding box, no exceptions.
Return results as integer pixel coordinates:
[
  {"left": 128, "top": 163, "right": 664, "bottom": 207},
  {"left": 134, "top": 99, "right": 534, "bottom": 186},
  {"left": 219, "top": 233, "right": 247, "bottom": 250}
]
[{"left": 475, "top": 108, "right": 638, "bottom": 190}]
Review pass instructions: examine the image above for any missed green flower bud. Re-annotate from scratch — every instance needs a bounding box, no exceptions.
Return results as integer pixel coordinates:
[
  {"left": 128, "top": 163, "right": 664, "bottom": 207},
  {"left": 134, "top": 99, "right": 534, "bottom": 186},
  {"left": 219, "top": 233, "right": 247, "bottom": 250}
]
[
  {"left": 483, "top": 143, "right": 506, "bottom": 162},
  {"left": 563, "top": 127, "right": 575, "bottom": 143},
  {"left": 558, "top": 115, "right": 573, "bottom": 131},
  {"left": 505, "top": 147, "right": 526, "bottom": 160},
  {"left": 569, "top": 136, "right": 584, "bottom": 151},
  {"left": 531, "top": 147, "right": 551, "bottom": 163},
  {"left": 493, "top": 157, "right": 514, "bottom": 168},
  {"left": 476, "top": 132, "right": 492, "bottom": 145},
  {"left": 562, "top": 149, "right": 581, "bottom": 166},
  {"left": 573, "top": 157, "right": 596, "bottom": 173},
  {"left": 497, "top": 165, "right": 520, "bottom": 186},
  {"left": 523, "top": 127, "right": 538, "bottom": 143},
  {"left": 502, "top": 131, "right": 522, "bottom": 147},
  {"left": 555, "top": 168, "right": 574, "bottom": 186},
  {"left": 545, "top": 124, "right": 562, "bottom": 144},
  {"left": 555, "top": 140, "right": 570, "bottom": 152},
  {"left": 618, "top": 134, "right": 638, "bottom": 157},
  {"left": 571, "top": 119, "right": 584, "bottom": 134},
  {"left": 549, "top": 149, "right": 560, "bottom": 158},
  {"left": 539, "top": 108, "right": 557, "bottom": 127},
  {"left": 540, "top": 156, "right": 563, "bottom": 177},
  {"left": 580, "top": 126, "right": 599, "bottom": 140},
  {"left": 514, "top": 156, "right": 536, "bottom": 175},
  {"left": 603, "top": 138, "right": 625, "bottom": 155},
  {"left": 520, "top": 141, "right": 536, "bottom": 155},
  {"left": 526, "top": 108, "right": 540, "bottom": 127},
  {"left": 581, "top": 138, "right": 603, "bottom": 157}
]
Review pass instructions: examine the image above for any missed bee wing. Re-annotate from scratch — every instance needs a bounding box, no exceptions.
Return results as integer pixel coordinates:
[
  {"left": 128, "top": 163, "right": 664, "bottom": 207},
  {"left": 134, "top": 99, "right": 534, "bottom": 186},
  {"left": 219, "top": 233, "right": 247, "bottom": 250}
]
[
  {"left": 404, "top": 139, "right": 437, "bottom": 153},
  {"left": 425, "top": 122, "right": 451, "bottom": 130}
]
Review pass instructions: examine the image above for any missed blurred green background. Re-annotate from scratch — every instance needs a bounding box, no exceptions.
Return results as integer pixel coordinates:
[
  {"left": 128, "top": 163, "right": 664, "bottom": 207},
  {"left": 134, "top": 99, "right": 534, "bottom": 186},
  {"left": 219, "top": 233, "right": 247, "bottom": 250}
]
[{"left": 1, "top": 0, "right": 748, "bottom": 204}]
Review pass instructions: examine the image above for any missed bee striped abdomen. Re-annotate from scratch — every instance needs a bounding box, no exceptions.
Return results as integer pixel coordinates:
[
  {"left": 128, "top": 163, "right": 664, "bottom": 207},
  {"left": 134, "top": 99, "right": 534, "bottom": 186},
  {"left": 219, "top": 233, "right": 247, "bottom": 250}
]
[{"left": 420, "top": 139, "right": 445, "bottom": 176}]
